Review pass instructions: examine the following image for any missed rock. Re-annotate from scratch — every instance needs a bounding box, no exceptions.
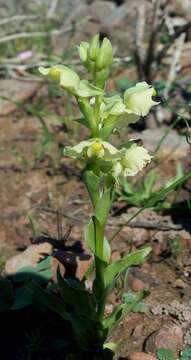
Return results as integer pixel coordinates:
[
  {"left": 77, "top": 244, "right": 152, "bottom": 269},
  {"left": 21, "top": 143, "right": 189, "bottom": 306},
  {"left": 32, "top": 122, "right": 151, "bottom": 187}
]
[
  {"left": 89, "top": 1, "right": 116, "bottom": 23},
  {"left": 76, "top": 255, "right": 92, "bottom": 281},
  {"left": 180, "top": 230, "right": 191, "bottom": 248},
  {"left": 5, "top": 243, "right": 53, "bottom": 275},
  {"left": 137, "top": 129, "right": 190, "bottom": 160},
  {"left": 174, "top": 278, "right": 187, "bottom": 289},
  {"left": 169, "top": 0, "right": 191, "bottom": 20},
  {"left": 128, "top": 352, "right": 157, "bottom": 360},
  {"left": 0, "top": 79, "right": 41, "bottom": 116},
  {"left": 129, "top": 275, "right": 146, "bottom": 292},
  {"left": 51, "top": 256, "right": 65, "bottom": 283},
  {"left": 145, "top": 324, "right": 183, "bottom": 356},
  {"left": 133, "top": 324, "right": 144, "bottom": 338},
  {"left": 51, "top": 250, "right": 92, "bottom": 282},
  {"left": 111, "top": 250, "right": 121, "bottom": 261}
]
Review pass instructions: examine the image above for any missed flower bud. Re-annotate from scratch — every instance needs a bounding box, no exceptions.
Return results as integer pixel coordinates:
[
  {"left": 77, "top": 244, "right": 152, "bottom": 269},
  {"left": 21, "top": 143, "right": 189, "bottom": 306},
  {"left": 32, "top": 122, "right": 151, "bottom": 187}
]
[
  {"left": 39, "top": 65, "right": 80, "bottom": 94},
  {"left": 39, "top": 65, "right": 63, "bottom": 82},
  {"left": 96, "top": 37, "right": 113, "bottom": 70},
  {"left": 78, "top": 42, "right": 89, "bottom": 63},
  {"left": 88, "top": 34, "right": 100, "bottom": 61}
]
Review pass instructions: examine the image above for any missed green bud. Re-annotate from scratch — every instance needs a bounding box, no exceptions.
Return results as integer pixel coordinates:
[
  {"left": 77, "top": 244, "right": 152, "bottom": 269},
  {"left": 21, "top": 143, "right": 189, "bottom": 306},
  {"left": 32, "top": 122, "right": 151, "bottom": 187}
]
[
  {"left": 78, "top": 41, "right": 89, "bottom": 63},
  {"left": 96, "top": 37, "right": 113, "bottom": 70},
  {"left": 88, "top": 34, "right": 100, "bottom": 61}
]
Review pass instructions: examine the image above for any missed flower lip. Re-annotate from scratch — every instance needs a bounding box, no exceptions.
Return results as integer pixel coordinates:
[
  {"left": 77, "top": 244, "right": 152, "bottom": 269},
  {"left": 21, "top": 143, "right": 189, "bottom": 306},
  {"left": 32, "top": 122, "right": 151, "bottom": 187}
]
[{"left": 87, "top": 142, "right": 105, "bottom": 159}]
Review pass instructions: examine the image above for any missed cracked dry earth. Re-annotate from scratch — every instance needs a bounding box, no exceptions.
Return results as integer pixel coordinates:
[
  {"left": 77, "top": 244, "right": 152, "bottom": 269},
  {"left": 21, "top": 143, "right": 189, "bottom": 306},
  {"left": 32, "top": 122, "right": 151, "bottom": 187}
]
[{"left": 0, "top": 83, "right": 191, "bottom": 359}]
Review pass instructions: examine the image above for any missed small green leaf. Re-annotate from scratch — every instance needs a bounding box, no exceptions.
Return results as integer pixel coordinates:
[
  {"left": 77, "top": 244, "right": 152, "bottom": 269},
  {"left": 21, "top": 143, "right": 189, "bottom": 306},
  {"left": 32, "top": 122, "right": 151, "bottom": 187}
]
[
  {"left": 0, "top": 278, "right": 13, "bottom": 311},
  {"left": 74, "top": 117, "right": 90, "bottom": 128},
  {"left": 95, "top": 186, "right": 114, "bottom": 226},
  {"left": 57, "top": 269, "right": 96, "bottom": 319},
  {"left": 122, "top": 292, "right": 150, "bottom": 314},
  {"left": 104, "top": 290, "right": 146, "bottom": 333},
  {"left": 77, "top": 80, "right": 104, "bottom": 97},
  {"left": 104, "top": 247, "right": 151, "bottom": 287},
  {"left": 35, "top": 256, "right": 52, "bottom": 271},
  {"left": 13, "top": 265, "right": 52, "bottom": 284},
  {"left": 157, "top": 348, "right": 174, "bottom": 360},
  {"left": 103, "top": 342, "right": 118, "bottom": 353},
  {"left": 83, "top": 171, "right": 100, "bottom": 208},
  {"left": 11, "top": 287, "right": 33, "bottom": 310},
  {"left": 146, "top": 171, "right": 191, "bottom": 208},
  {"left": 26, "top": 280, "right": 69, "bottom": 321}
]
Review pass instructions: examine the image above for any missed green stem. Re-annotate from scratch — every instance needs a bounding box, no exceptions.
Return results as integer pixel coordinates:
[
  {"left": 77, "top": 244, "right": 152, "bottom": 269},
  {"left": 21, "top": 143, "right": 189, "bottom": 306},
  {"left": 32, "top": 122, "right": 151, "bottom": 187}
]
[
  {"left": 94, "top": 256, "right": 107, "bottom": 321},
  {"left": 77, "top": 98, "right": 98, "bottom": 137},
  {"left": 94, "top": 96, "right": 100, "bottom": 124}
]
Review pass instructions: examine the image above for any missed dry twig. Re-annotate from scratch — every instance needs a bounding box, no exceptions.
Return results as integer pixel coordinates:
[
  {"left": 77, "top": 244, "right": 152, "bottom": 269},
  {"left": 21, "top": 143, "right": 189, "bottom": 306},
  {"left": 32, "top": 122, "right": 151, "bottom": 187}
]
[{"left": 164, "top": 33, "right": 186, "bottom": 98}]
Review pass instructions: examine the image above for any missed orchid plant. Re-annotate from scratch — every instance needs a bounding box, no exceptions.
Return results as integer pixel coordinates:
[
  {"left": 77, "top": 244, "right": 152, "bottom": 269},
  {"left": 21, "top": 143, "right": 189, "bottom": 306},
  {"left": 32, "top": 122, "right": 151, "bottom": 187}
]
[{"left": 39, "top": 34, "right": 158, "bottom": 359}]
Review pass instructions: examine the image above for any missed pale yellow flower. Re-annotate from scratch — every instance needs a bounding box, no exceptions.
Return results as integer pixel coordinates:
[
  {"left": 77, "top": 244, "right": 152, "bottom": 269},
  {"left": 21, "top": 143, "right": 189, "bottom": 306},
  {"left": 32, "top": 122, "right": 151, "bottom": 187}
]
[
  {"left": 64, "top": 139, "right": 119, "bottom": 161},
  {"left": 39, "top": 65, "right": 103, "bottom": 97},
  {"left": 124, "top": 82, "right": 159, "bottom": 117},
  {"left": 121, "top": 144, "right": 152, "bottom": 176}
]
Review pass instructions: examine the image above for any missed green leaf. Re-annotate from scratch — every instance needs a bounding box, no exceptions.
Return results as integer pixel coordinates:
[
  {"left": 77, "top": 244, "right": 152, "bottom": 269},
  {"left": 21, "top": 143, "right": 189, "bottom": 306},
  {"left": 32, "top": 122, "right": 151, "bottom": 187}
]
[
  {"left": 180, "top": 346, "right": 191, "bottom": 359},
  {"left": 99, "top": 121, "right": 117, "bottom": 140},
  {"left": 26, "top": 280, "right": 69, "bottom": 321},
  {"left": 104, "top": 247, "right": 151, "bottom": 287},
  {"left": 35, "top": 256, "right": 52, "bottom": 271},
  {"left": 157, "top": 348, "right": 174, "bottom": 360},
  {"left": 74, "top": 117, "right": 90, "bottom": 129},
  {"left": 95, "top": 186, "right": 114, "bottom": 226},
  {"left": 122, "top": 292, "right": 150, "bottom": 314},
  {"left": 77, "top": 80, "right": 104, "bottom": 97},
  {"left": 104, "top": 290, "right": 147, "bottom": 333},
  {"left": 144, "top": 170, "right": 157, "bottom": 198},
  {"left": 83, "top": 171, "right": 100, "bottom": 208},
  {"left": 0, "top": 278, "right": 13, "bottom": 311},
  {"left": 85, "top": 217, "right": 111, "bottom": 263},
  {"left": 13, "top": 256, "right": 52, "bottom": 284},
  {"left": 84, "top": 259, "right": 95, "bottom": 279},
  {"left": 103, "top": 342, "right": 118, "bottom": 353},
  {"left": 11, "top": 287, "right": 33, "bottom": 310},
  {"left": 14, "top": 266, "right": 51, "bottom": 284},
  {"left": 145, "top": 171, "right": 191, "bottom": 208},
  {"left": 57, "top": 269, "right": 96, "bottom": 319}
]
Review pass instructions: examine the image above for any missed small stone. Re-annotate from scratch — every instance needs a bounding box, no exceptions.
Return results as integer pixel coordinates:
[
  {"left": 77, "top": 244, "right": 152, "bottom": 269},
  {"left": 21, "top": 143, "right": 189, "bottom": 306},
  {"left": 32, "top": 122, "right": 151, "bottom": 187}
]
[
  {"left": 0, "top": 80, "right": 41, "bottom": 116},
  {"left": 129, "top": 275, "right": 146, "bottom": 292},
  {"left": 51, "top": 256, "right": 65, "bottom": 283},
  {"left": 5, "top": 243, "right": 53, "bottom": 275},
  {"left": 138, "top": 129, "right": 190, "bottom": 160},
  {"left": 111, "top": 250, "right": 121, "bottom": 261},
  {"left": 51, "top": 250, "right": 92, "bottom": 282},
  {"left": 174, "top": 278, "right": 187, "bottom": 289},
  {"left": 76, "top": 255, "right": 92, "bottom": 281},
  {"left": 180, "top": 230, "right": 191, "bottom": 247},
  {"left": 128, "top": 352, "right": 157, "bottom": 360},
  {"left": 133, "top": 324, "right": 144, "bottom": 338},
  {"left": 145, "top": 324, "right": 183, "bottom": 356}
]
